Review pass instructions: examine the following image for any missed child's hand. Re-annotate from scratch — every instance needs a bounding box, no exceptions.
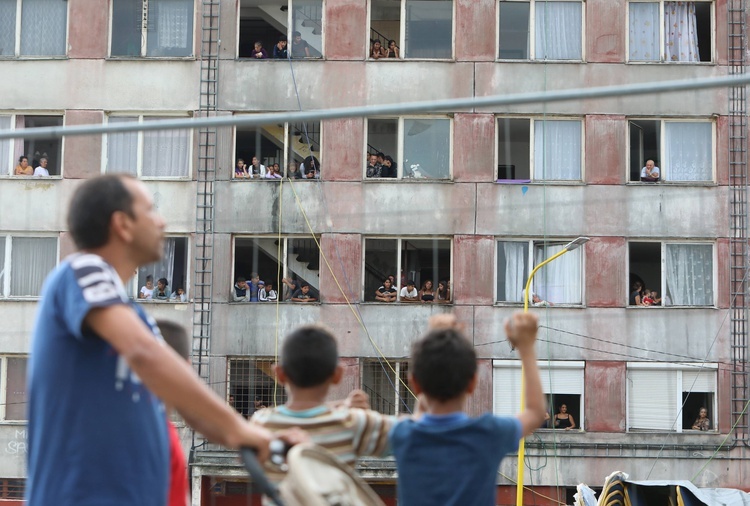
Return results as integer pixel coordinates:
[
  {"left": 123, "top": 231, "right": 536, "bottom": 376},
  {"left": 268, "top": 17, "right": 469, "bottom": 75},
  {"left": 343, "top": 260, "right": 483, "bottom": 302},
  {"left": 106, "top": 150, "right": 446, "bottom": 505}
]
[
  {"left": 504, "top": 312, "right": 538, "bottom": 350},
  {"left": 345, "top": 389, "right": 370, "bottom": 410}
]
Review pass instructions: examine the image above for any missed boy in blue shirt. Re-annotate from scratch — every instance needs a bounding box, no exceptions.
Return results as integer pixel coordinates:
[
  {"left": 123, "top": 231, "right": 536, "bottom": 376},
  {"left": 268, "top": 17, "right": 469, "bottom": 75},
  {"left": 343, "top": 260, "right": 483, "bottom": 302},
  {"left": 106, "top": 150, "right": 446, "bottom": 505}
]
[{"left": 390, "top": 312, "right": 546, "bottom": 506}]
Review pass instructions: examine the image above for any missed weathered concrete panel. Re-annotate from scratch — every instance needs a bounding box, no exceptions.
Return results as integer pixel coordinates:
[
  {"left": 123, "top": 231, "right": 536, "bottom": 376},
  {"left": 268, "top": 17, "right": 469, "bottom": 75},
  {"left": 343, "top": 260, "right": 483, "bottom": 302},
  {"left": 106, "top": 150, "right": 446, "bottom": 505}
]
[
  {"left": 717, "top": 238, "right": 730, "bottom": 309},
  {"left": 212, "top": 233, "right": 234, "bottom": 304},
  {"left": 716, "top": 115, "right": 730, "bottom": 186},
  {"left": 68, "top": 0, "right": 109, "bottom": 59},
  {"left": 467, "top": 359, "right": 493, "bottom": 418},
  {"left": 454, "top": 235, "right": 494, "bottom": 305},
  {"left": 0, "top": 302, "right": 37, "bottom": 353},
  {"left": 218, "top": 0, "right": 239, "bottom": 60},
  {"left": 453, "top": 114, "right": 495, "bottom": 182},
  {"left": 718, "top": 364, "right": 731, "bottom": 433},
  {"left": 0, "top": 425, "right": 28, "bottom": 478},
  {"left": 586, "top": 0, "right": 625, "bottom": 63},
  {"left": 585, "top": 237, "right": 626, "bottom": 308},
  {"left": 322, "top": 118, "right": 365, "bottom": 181},
  {"left": 585, "top": 361, "right": 626, "bottom": 432},
  {"left": 585, "top": 115, "right": 626, "bottom": 185},
  {"left": 716, "top": 0, "right": 729, "bottom": 66},
  {"left": 325, "top": 0, "right": 367, "bottom": 60},
  {"left": 455, "top": 0, "right": 495, "bottom": 62},
  {"left": 320, "top": 233, "right": 362, "bottom": 304},
  {"left": 62, "top": 110, "right": 104, "bottom": 179}
]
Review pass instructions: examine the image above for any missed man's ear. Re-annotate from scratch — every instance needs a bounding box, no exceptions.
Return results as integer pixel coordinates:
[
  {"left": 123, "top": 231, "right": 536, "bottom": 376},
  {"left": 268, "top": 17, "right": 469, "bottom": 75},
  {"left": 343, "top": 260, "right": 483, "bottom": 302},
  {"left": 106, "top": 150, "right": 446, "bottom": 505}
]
[
  {"left": 274, "top": 364, "right": 287, "bottom": 386},
  {"left": 110, "top": 210, "right": 133, "bottom": 244},
  {"left": 331, "top": 364, "right": 344, "bottom": 385},
  {"left": 408, "top": 372, "right": 423, "bottom": 395},
  {"left": 465, "top": 372, "right": 478, "bottom": 395}
]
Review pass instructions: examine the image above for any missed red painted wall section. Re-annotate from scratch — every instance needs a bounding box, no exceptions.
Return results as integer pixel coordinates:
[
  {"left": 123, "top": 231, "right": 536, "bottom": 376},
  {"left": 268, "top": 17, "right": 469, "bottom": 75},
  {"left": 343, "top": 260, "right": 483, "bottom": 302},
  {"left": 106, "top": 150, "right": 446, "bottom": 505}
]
[
  {"left": 716, "top": 115, "right": 729, "bottom": 186},
  {"left": 319, "top": 234, "right": 362, "bottom": 303},
  {"left": 68, "top": 0, "right": 108, "bottom": 58},
  {"left": 326, "top": 357, "right": 360, "bottom": 402},
  {"left": 453, "top": 236, "right": 495, "bottom": 305},
  {"left": 496, "top": 485, "right": 564, "bottom": 506},
  {"left": 585, "top": 115, "right": 626, "bottom": 185},
  {"left": 455, "top": 0, "right": 496, "bottom": 61},
  {"left": 322, "top": 119, "right": 365, "bottom": 181},
  {"left": 62, "top": 110, "right": 104, "bottom": 179},
  {"left": 453, "top": 114, "right": 496, "bottom": 182},
  {"left": 716, "top": 238, "right": 730, "bottom": 309},
  {"left": 585, "top": 237, "right": 626, "bottom": 308},
  {"left": 585, "top": 361, "right": 626, "bottom": 432},
  {"left": 718, "top": 364, "right": 731, "bottom": 433},
  {"left": 325, "top": 0, "right": 367, "bottom": 60},
  {"left": 466, "top": 359, "right": 492, "bottom": 417},
  {"left": 58, "top": 232, "right": 77, "bottom": 261},
  {"left": 715, "top": 0, "right": 728, "bottom": 66},
  {"left": 585, "top": 0, "right": 625, "bottom": 63}
]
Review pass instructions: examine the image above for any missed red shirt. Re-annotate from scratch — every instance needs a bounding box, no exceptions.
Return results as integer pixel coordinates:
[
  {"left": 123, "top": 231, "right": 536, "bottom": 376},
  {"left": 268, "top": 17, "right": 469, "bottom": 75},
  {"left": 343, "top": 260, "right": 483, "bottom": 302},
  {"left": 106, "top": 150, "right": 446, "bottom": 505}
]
[{"left": 167, "top": 420, "right": 189, "bottom": 506}]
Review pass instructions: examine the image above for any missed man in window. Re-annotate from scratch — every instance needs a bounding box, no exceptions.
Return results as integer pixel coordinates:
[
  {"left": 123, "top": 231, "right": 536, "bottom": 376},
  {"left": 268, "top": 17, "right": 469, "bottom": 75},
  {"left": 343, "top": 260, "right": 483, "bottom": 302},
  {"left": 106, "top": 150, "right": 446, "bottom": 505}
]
[
  {"left": 400, "top": 280, "right": 419, "bottom": 302},
  {"left": 248, "top": 156, "right": 266, "bottom": 179},
  {"left": 273, "top": 36, "right": 288, "bottom": 59},
  {"left": 366, "top": 154, "right": 382, "bottom": 178},
  {"left": 291, "top": 282, "right": 317, "bottom": 302},
  {"left": 640, "top": 159, "right": 660, "bottom": 182},
  {"left": 291, "top": 31, "right": 311, "bottom": 58},
  {"left": 33, "top": 158, "right": 50, "bottom": 177}
]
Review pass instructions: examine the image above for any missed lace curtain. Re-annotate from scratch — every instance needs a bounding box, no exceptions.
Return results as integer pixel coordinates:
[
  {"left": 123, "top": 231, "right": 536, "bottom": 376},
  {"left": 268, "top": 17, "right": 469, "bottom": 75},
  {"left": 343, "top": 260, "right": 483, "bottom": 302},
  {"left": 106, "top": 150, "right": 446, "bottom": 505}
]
[
  {"left": 147, "top": 0, "right": 193, "bottom": 57},
  {"left": 107, "top": 117, "right": 139, "bottom": 176},
  {"left": 664, "top": 122, "right": 712, "bottom": 181},
  {"left": 533, "top": 244, "right": 582, "bottom": 304},
  {"left": 0, "top": 0, "right": 16, "bottom": 56},
  {"left": 10, "top": 237, "right": 57, "bottom": 297},
  {"left": 664, "top": 1, "right": 699, "bottom": 62},
  {"left": 535, "top": 2, "right": 582, "bottom": 60},
  {"left": 534, "top": 120, "right": 582, "bottom": 180},
  {"left": 629, "top": 3, "right": 659, "bottom": 61},
  {"left": 665, "top": 244, "right": 713, "bottom": 306},
  {"left": 142, "top": 118, "right": 190, "bottom": 177},
  {"left": 20, "top": 0, "right": 67, "bottom": 56}
]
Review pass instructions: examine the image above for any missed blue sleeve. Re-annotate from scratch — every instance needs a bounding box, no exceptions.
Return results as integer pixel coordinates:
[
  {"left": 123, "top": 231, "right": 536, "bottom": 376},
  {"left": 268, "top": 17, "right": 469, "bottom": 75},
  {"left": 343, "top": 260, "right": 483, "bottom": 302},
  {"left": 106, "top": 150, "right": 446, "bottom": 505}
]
[{"left": 492, "top": 416, "right": 523, "bottom": 454}]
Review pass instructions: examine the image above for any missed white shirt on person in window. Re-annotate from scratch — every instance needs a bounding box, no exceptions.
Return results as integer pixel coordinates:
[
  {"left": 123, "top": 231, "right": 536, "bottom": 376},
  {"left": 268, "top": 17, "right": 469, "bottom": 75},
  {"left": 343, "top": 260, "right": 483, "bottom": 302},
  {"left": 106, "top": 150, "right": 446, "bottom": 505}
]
[
  {"left": 400, "top": 286, "right": 418, "bottom": 298},
  {"left": 33, "top": 166, "right": 50, "bottom": 177}
]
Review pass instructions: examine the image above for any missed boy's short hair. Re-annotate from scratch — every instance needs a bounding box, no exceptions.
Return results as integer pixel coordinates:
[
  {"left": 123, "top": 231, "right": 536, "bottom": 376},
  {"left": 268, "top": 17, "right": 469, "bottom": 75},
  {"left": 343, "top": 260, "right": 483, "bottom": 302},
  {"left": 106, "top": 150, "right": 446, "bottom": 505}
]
[
  {"left": 281, "top": 325, "right": 338, "bottom": 388},
  {"left": 411, "top": 327, "right": 476, "bottom": 402}
]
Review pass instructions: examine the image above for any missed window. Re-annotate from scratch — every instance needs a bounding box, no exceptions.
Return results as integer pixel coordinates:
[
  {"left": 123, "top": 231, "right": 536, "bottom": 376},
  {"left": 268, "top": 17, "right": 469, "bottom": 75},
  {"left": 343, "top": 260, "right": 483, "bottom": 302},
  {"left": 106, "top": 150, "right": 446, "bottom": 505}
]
[
  {"left": 234, "top": 120, "right": 321, "bottom": 179},
  {"left": 228, "top": 358, "right": 287, "bottom": 418},
  {"left": 365, "top": 117, "right": 451, "bottom": 180},
  {"left": 628, "top": 1, "right": 712, "bottom": 63},
  {"left": 496, "top": 117, "right": 582, "bottom": 181},
  {"left": 493, "top": 360, "right": 584, "bottom": 429},
  {"left": 0, "top": 236, "right": 57, "bottom": 298},
  {"left": 0, "top": 0, "right": 68, "bottom": 57},
  {"left": 233, "top": 237, "right": 320, "bottom": 301},
  {"left": 362, "top": 360, "right": 415, "bottom": 416},
  {"left": 369, "top": 0, "right": 452, "bottom": 59},
  {"left": 104, "top": 115, "right": 192, "bottom": 178},
  {"left": 628, "top": 119, "right": 713, "bottom": 182},
  {"left": 2, "top": 356, "right": 27, "bottom": 421},
  {"left": 629, "top": 242, "right": 714, "bottom": 307},
  {"left": 363, "top": 238, "right": 451, "bottom": 302},
  {"left": 1, "top": 114, "right": 64, "bottom": 176},
  {"left": 498, "top": 0, "right": 583, "bottom": 61},
  {"left": 627, "top": 363, "right": 717, "bottom": 432},
  {"left": 111, "top": 0, "right": 194, "bottom": 57},
  {"left": 237, "top": 0, "right": 323, "bottom": 59},
  {"left": 496, "top": 240, "right": 583, "bottom": 305},
  {"left": 132, "top": 237, "right": 189, "bottom": 301}
]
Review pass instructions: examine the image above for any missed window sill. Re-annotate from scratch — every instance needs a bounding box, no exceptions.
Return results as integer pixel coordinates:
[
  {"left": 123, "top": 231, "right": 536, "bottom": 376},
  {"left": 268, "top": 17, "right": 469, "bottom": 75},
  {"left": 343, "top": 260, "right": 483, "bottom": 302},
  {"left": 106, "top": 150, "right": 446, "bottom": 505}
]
[
  {"left": 0, "top": 175, "right": 62, "bottom": 180},
  {"left": 402, "top": 58, "right": 455, "bottom": 62},
  {"left": 135, "top": 300, "right": 191, "bottom": 304},
  {"left": 625, "top": 305, "right": 717, "bottom": 310},
  {"left": 230, "top": 178, "right": 313, "bottom": 182},
  {"left": 106, "top": 56, "right": 196, "bottom": 61},
  {"left": 627, "top": 181, "right": 717, "bottom": 187},
  {"left": 495, "top": 180, "right": 585, "bottom": 186},
  {"left": 363, "top": 177, "right": 453, "bottom": 183},
  {"left": 362, "top": 301, "right": 453, "bottom": 305},
  {"left": 0, "top": 55, "right": 67, "bottom": 61},
  {"left": 0, "top": 420, "right": 27, "bottom": 426},
  {"left": 496, "top": 59, "right": 585, "bottom": 64},
  {"left": 137, "top": 177, "right": 192, "bottom": 182},
  {"left": 236, "top": 57, "right": 324, "bottom": 61},
  {"left": 627, "top": 429, "right": 719, "bottom": 434},
  {"left": 227, "top": 301, "right": 321, "bottom": 305},
  {"left": 0, "top": 298, "right": 41, "bottom": 302},
  {"left": 626, "top": 60, "right": 715, "bottom": 66},
  {"left": 494, "top": 302, "right": 586, "bottom": 309}
]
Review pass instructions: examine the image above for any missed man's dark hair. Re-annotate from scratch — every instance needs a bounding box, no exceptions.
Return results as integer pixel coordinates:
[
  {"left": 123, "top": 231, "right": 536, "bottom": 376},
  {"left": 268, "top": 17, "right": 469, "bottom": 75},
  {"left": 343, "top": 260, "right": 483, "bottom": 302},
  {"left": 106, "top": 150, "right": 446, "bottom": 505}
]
[
  {"left": 67, "top": 175, "right": 135, "bottom": 250},
  {"left": 293, "top": 31, "right": 301, "bottom": 37},
  {"left": 376, "top": 152, "right": 384, "bottom": 158},
  {"left": 281, "top": 325, "right": 338, "bottom": 388},
  {"left": 278, "top": 35, "right": 287, "bottom": 42},
  {"left": 411, "top": 327, "right": 477, "bottom": 402},
  {"left": 236, "top": 276, "right": 246, "bottom": 283},
  {"left": 300, "top": 282, "right": 309, "bottom": 288}
]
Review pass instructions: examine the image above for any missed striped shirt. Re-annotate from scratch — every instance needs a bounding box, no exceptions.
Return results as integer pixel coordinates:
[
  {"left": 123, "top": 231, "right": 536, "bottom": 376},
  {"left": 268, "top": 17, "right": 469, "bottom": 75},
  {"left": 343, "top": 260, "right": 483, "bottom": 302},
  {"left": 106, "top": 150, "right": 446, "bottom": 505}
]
[{"left": 251, "top": 405, "right": 395, "bottom": 482}]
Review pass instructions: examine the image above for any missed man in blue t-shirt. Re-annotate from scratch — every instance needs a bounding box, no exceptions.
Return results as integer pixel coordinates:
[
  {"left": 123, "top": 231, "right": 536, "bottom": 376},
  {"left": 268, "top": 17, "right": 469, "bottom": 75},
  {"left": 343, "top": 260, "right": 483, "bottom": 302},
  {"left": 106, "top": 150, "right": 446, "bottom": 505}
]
[
  {"left": 26, "top": 175, "right": 295, "bottom": 506},
  {"left": 390, "top": 312, "right": 546, "bottom": 506}
]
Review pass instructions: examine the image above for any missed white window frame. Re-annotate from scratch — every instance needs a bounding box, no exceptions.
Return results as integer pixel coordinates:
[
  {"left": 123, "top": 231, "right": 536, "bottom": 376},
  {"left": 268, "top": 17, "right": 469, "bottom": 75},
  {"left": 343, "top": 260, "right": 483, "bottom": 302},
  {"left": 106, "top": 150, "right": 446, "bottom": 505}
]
[
  {"left": 129, "top": 235, "right": 191, "bottom": 303},
  {"left": 361, "top": 359, "right": 414, "bottom": 416},
  {"left": 0, "top": 112, "right": 65, "bottom": 178},
  {"left": 627, "top": 118, "right": 716, "bottom": 183},
  {"left": 496, "top": 0, "right": 586, "bottom": 62},
  {"left": 102, "top": 113, "right": 193, "bottom": 179},
  {"left": 626, "top": 362, "right": 718, "bottom": 433},
  {"left": 364, "top": 116, "right": 454, "bottom": 180},
  {"left": 627, "top": 240, "right": 716, "bottom": 308},
  {"left": 1, "top": 0, "right": 70, "bottom": 58},
  {"left": 495, "top": 116, "right": 584, "bottom": 182},
  {"left": 626, "top": 0, "right": 715, "bottom": 64},
  {"left": 493, "top": 360, "right": 585, "bottom": 428},
  {"left": 494, "top": 238, "right": 585, "bottom": 306},
  {"left": 108, "top": 0, "right": 195, "bottom": 58},
  {"left": 0, "top": 234, "right": 60, "bottom": 299},
  {"left": 361, "top": 236, "right": 454, "bottom": 302},
  {"left": 0, "top": 355, "right": 28, "bottom": 422}
]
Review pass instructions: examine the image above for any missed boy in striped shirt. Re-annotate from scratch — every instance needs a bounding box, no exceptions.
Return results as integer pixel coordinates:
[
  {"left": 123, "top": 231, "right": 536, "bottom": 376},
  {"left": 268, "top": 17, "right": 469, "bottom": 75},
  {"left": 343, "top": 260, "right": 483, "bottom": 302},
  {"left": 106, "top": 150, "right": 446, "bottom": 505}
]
[{"left": 250, "top": 325, "right": 394, "bottom": 482}]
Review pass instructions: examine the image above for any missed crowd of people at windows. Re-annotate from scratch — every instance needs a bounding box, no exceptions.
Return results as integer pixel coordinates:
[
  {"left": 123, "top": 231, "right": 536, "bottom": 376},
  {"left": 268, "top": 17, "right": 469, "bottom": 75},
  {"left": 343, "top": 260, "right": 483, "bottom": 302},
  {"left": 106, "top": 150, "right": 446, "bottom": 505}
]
[
  {"left": 375, "top": 277, "right": 450, "bottom": 303},
  {"left": 137, "top": 275, "right": 187, "bottom": 303},
  {"left": 247, "top": 33, "right": 313, "bottom": 60},
  {"left": 233, "top": 274, "right": 318, "bottom": 303},
  {"left": 233, "top": 155, "right": 320, "bottom": 180},
  {"left": 629, "top": 281, "right": 663, "bottom": 306},
  {"left": 13, "top": 155, "right": 52, "bottom": 177},
  {"left": 366, "top": 152, "right": 398, "bottom": 178}
]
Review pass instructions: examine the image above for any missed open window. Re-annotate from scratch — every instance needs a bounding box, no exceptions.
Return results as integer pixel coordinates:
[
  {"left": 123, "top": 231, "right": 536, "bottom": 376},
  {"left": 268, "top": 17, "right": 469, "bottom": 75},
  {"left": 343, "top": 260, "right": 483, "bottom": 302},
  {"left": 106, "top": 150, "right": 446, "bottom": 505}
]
[
  {"left": 228, "top": 358, "right": 287, "bottom": 418},
  {"left": 135, "top": 237, "right": 189, "bottom": 301},
  {"left": 363, "top": 238, "right": 451, "bottom": 302},
  {"left": 362, "top": 360, "right": 415, "bottom": 416},
  {"left": 2, "top": 115, "right": 64, "bottom": 176},
  {"left": 111, "top": 0, "right": 194, "bottom": 57},
  {"left": 498, "top": 1, "right": 583, "bottom": 61},
  {"left": 370, "top": 0, "right": 401, "bottom": 58},
  {"left": 0, "top": 0, "right": 68, "bottom": 57},
  {"left": 628, "top": 1, "right": 713, "bottom": 63},
  {"left": 234, "top": 120, "right": 321, "bottom": 179},
  {"left": 0, "top": 236, "right": 58, "bottom": 298},
  {"left": 497, "top": 118, "right": 531, "bottom": 181},
  {"left": 238, "top": 0, "right": 322, "bottom": 59}
]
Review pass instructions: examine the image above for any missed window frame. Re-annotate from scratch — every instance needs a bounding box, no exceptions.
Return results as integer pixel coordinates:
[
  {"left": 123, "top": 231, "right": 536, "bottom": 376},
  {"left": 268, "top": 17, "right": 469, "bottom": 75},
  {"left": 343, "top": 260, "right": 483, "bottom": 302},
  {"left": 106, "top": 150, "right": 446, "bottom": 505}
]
[
  {"left": 496, "top": 0, "right": 586, "bottom": 62},
  {"left": 0, "top": 355, "right": 29, "bottom": 422},
  {"left": 108, "top": 0, "right": 195, "bottom": 59},
  {"left": 0, "top": 112, "right": 66, "bottom": 178},
  {"left": 129, "top": 235, "right": 191, "bottom": 303},
  {"left": 102, "top": 113, "right": 194, "bottom": 179},
  {"left": 227, "top": 356, "right": 287, "bottom": 417},
  {"left": 0, "top": 234, "right": 59, "bottom": 299},
  {"left": 361, "top": 236, "right": 454, "bottom": 303},
  {"left": 626, "top": 240, "right": 716, "bottom": 308},
  {"left": 626, "top": 0, "right": 715, "bottom": 64},
  {"left": 0, "top": 0, "right": 70, "bottom": 58},
  {"left": 626, "top": 362, "right": 718, "bottom": 433},
  {"left": 364, "top": 116, "right": 454, "bottom": 181},
  {"left": 495, "top": 116, "right": 585, "bottom": 182},
  {"left": 361, "top": 359, "right": 415, "bottom": 416}
]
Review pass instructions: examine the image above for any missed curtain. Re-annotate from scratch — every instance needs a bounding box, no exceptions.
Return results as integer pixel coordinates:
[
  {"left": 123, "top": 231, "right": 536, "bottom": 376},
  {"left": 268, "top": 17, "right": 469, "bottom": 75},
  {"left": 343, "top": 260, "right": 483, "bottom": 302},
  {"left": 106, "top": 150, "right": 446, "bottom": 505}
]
[
  {"left": 5, "top": 357, "right": 27, "bottom": 420},
  {"left": 629, "top": 3, "right": 659, "bottom": 61},
  {"left": 402, "top": 119, "right": 451, "bottom": 179},
  {"left": 535, "top": 2, "right": 582, "bottom": 60},
  {"left": 0, "top": 237, "right": 5, "bottom": 294},
  {"left": 20, "top": 0, "right": 67, "bottom": 56},
  {"left": 0, "top": 116, "right": 11, "bottom": 175},
  {"left": 664, "top": 122, "right": 712, "bottom": 181},
  {"left": 665, "top": 244, "right": 713, "bottom": 306},
  {"left": 139, "top": 238, "right": 176, "bottom": 292},
  {"left": 534, "top": 120, "right": 582, "bottom": 180},
  {"left": 10, "top": 237, "right": 57, "bottom": 297},
  {"left": 107, "top": 117, "right": 138, "bottom": 176},
  {"left": 664, "top": 2, "right": 699, "bottom": 62},
  {"left": 534, "top": 244, "right": 582, "bottom": 304},
  {"left": 0, "top": 0, "right": 16, "bottom": 56},
  {"left": 142, "top": 118, "right": 190, "bottom": 177},
  {"left": 498, "top": 242, "right": 528, "bottom": 302},
  {"left": 147, "top": 0, "right": 193, "bottom": 57}
]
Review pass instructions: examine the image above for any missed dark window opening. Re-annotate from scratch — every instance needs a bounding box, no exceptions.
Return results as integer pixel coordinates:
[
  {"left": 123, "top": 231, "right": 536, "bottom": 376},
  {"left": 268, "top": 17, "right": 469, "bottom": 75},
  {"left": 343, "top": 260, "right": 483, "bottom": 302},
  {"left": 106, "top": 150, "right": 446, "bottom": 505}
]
[
  {"left": 138, "top": 237, "right": 189, "bottom": 299},
  {"left": 694, "top": 3, "right": 712, "bottom": 63},
  {"left": 545, "top": 393, "right": 580, "bottom": 430},
  {"left": 239, "top": 14, "right": 285, "bottom": 59},
  {"left": 236, "top": 124, "right": 285, "bottom": 170},
  {"left": 364, "top": 239, "right": 398, "bottom": 302},
  {"left": 498, "top": 2, "right": 530, "bottom": 59},
  {"left": 682, "top": 392, "right": 714, "bottom": 431},
  {"left": 497, "top": 118, "right": 531, "bottom": 180},
  {"left": 370, "top": 0, "right": 401, "bottom": 58},
  {"left": 629, "top": 242, "right": 661, "bottom": 306},
  {"left": 22, "top": 115, "right": 63, "bottom": 176},
  {"left": 228, "top": 358, "right": 287, "bottom": 418},
  {"left": 629, "top": 120, "right": 659, "bottom": 182}
]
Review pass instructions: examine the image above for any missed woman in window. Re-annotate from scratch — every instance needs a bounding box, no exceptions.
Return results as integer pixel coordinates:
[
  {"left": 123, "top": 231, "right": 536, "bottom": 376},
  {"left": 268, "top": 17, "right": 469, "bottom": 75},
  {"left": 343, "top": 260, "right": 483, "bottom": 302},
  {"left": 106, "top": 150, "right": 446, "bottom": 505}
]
[
  {"left": 419, "top": 280, "right": 435, "bottom": 303},
  {"left": 692, "top": 407, "right": 711, "bottom": 431},
  {"left": 370, "top": 40, "right": 386, "bottom": 59},
  {"left": 386, "top": 40, "right": 399, "bottom": 59},
  {"left": 436, "top": 280, "right": 450, "bottom": 303},
  {"left": 629, "top": 281, "right": 644, "bottom": 306},
  {"left": 234, "top": 158, "right": 249, "bottom": 179},
  {"left": 554, "top": 404, "right": 576, "bottom": 430}
]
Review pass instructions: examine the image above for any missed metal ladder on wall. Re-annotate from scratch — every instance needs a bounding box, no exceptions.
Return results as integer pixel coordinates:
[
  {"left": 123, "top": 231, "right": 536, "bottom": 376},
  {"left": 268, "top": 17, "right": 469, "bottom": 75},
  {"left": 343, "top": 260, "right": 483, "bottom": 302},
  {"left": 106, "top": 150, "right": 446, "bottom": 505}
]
[
  {"left": 192, "top": 0, "right": 221, "bottom": 450},
  {"left": 727, "top": 0, "right": 749, "bottom": 444}
]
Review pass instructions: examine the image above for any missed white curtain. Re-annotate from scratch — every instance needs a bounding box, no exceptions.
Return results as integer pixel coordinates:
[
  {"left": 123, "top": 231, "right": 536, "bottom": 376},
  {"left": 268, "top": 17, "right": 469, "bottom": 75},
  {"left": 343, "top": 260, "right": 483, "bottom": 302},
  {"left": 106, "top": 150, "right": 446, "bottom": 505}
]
[
  {"left": 147, "top": 0, "right": 193, "bottom": 57},
  {"left": 664, "top": 1, "right": 699, "bottom": 62},
  {"left": 0, "top": 0, "right": 16, "bottom": 56},
  {"left": 142, "top": 118, "right": 190, "bottom": 177},
  {"left": 534, "top": 120, "right": 582, "bottom": 180},
  {"left": 665, "top": 244, "right": 713, "bottom": 306},
  {"left": 139, "top": 238, "right": 176, "bottom": 292},
  {"left": 10, "top": 237, "right": 57, "bottom": 297},
  {"left": 629, "top": 3, "right": 659, "bottom": 61},
  {"left": 664, "top": 122, "right": 712, "bottom": 181},
  {"left": 0, "top": 236, "right": 5, "bottom": 295},
  {"left": 533, "top": 244, "right": 582, "bottom": 304},
  {"left": 500, "top": 242, "right": 528, "bottom": 302},
  {"left": 107, "top": 117, "right": 138, "bottom": 176},
  {"left": 20, "top": 0, "right": 67, "bottom": 56},
  {"left": 535, "top": 2, "right": 582, "bottom": 60},
  {"left": 0, "top": 116, "right": 11, "bottom": 175}
]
